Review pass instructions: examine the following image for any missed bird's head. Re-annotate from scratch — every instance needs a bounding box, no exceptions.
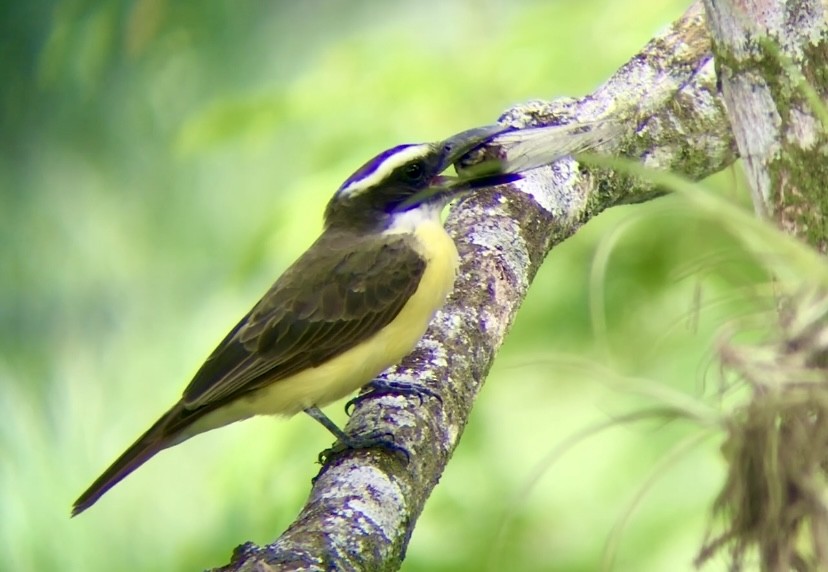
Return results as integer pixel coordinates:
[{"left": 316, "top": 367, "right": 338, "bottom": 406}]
[{"left": 323, "top": 125, "right": 516, "bottom": 232}]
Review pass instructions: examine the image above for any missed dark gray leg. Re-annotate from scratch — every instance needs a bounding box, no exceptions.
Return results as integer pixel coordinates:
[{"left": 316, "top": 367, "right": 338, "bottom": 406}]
[{"left": 303, "top": 405, "right": 409, "bottom": 464}]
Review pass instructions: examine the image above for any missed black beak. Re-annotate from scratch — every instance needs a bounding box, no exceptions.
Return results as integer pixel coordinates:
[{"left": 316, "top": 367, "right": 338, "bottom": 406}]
[
  {"left": 437, "top": 124, "right": 512, "bottom": 171},
  {"left": 436, "top": 124, "right": 521, "bottom": 192},
  {"left": 392, "top": 125, "right": 520, "bottom": 212}
]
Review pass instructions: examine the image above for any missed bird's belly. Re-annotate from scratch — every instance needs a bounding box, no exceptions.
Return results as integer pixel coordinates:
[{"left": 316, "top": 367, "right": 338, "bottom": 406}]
[
  {"left": 251, "top": 220, "right": 459, "bottom": 414},
  {"left": 189, "top": 221, "right": 459, "bottom": 434}
]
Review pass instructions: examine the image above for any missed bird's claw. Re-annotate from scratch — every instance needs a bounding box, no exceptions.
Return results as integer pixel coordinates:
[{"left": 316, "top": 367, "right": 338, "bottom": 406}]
[
  {"left": 345, "top": 378, "right": 442, "bottom": 416},
  {"left": 317, "top": 431, "right": 410, "bottom": 466}
]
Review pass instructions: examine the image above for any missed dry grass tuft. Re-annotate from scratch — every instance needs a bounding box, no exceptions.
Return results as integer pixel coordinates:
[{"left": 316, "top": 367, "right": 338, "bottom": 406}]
[{"left": 697, "top": 288, "right": 828, "bottom": 571}]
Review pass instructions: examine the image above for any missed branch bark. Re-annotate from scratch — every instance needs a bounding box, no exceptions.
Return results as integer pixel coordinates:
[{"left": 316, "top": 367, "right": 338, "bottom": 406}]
[
  {"left": 216, "top": 3, "right": 737, "bottom": 570},
  {"left": 704, "top": 0, "right": 828, "bottom": 252}
]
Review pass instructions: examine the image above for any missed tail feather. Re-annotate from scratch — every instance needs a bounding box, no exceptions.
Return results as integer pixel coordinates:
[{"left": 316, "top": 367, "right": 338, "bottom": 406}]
[{"left": 72, "top": 403, "right": 187, "bottom": 516}]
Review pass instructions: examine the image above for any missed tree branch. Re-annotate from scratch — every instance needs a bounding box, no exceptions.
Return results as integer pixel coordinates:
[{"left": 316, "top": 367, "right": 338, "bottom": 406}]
[
  {"left": 704, "top": 0, "right": 828, "bottom": 252},
  {"left": 215, "top": 3, "right": 737, "bottom": 570}
]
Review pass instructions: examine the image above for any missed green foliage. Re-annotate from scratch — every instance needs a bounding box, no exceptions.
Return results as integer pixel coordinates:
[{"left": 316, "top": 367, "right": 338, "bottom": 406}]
[{"left": 0, "top": 0, "right": 768, "bottom": 570}]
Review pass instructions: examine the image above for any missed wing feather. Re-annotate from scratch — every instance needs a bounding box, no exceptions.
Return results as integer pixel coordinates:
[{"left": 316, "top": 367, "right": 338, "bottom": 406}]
[{"left": 181, "top": 231, "right": 425, "bottom": 409}]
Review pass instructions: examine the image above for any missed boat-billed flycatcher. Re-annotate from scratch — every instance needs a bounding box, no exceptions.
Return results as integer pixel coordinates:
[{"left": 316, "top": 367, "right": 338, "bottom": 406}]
[{"left": 72, "top": 125, "right": 518, "bottom": 516}]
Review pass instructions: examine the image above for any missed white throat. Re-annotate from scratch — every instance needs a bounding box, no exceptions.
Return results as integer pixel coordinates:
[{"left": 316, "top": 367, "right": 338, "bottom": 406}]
[{"left": 384, "top": 202, "right": 446, "bottom": 235}]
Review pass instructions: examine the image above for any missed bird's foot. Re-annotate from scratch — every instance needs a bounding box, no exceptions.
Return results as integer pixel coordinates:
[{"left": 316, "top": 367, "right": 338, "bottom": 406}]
[
  {"left": 304, "top": 405, "right": 410, "bottom": 472},
  {"left": 317, "top": 431, "right": 410, "bottom": 466},
  {"left": 344, "top": 378, "right": 442, "bottom": 416}
]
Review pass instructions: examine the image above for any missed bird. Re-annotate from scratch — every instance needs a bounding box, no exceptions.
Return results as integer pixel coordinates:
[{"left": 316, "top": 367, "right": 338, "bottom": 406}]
[{"left": 72, "top": 124, "right": 519, "bottom": 516}]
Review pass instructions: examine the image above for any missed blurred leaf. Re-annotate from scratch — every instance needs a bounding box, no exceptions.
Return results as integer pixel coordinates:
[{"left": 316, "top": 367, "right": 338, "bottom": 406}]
[{"left": 175, "top": 94, "right": 287, "bottom": 155}]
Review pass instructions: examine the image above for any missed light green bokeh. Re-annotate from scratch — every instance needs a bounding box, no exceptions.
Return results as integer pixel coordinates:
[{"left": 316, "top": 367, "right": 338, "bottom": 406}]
[{"left": 1, "top": 1, "right": 759, "bottom": 570}]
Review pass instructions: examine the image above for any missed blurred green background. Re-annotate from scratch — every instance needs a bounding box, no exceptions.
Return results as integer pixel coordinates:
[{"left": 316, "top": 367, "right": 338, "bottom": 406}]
[{"left": 1, "top": 0, "right": 772, "bottom": 570}]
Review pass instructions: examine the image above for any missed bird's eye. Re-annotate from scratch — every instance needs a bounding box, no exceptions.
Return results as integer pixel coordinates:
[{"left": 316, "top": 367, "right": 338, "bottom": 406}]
[{"left": 401, "top": 161, "right": 426, "bottom": 182}]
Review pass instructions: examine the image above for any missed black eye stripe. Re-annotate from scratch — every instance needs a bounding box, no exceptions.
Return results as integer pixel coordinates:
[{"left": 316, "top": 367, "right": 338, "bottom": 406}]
[{"left": 400, "top": 161, "right": 426, "bottom": 182}]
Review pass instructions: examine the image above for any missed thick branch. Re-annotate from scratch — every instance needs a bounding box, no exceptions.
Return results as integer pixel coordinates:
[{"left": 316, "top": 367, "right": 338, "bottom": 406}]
[
  {"left": 704, "top": 0, "right": 828, "bottom": 251},
  {"left": 216, "top": 3, "right": 736, "bottom": 571}
]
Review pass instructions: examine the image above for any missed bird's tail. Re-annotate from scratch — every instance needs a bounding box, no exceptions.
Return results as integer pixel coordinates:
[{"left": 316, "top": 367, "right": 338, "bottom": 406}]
[{"left": 72, "top": 403, "right": 188, "bottom": 516}]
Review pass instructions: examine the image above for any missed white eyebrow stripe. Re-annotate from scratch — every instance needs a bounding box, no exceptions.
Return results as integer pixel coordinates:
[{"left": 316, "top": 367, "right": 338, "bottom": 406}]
[{"left": 338, "top": 143, "right": 433, "bottom": 198}]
